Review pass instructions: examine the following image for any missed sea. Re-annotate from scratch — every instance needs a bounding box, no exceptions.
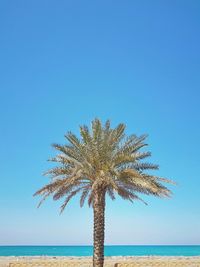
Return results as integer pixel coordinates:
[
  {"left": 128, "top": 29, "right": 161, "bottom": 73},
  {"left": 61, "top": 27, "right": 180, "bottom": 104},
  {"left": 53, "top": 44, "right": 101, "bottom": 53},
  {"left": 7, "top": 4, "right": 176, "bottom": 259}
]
[{"left": 0, "top": 246, "right": 199, "bottom": 257}]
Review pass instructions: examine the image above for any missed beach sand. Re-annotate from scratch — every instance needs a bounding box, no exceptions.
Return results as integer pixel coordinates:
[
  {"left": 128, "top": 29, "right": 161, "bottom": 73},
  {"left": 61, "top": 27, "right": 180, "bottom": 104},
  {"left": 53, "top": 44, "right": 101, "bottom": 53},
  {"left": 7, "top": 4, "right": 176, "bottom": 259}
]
[{"left": 0, "top": 256, "right": 200, "bottom": 267}]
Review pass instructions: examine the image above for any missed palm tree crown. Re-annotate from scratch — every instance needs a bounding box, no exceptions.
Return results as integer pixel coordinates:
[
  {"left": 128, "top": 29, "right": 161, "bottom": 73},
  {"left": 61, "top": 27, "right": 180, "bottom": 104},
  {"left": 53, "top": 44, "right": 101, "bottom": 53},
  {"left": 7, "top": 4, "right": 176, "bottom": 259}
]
[{"left": 34, "top": 118, "right": 174, "bottom": 211}]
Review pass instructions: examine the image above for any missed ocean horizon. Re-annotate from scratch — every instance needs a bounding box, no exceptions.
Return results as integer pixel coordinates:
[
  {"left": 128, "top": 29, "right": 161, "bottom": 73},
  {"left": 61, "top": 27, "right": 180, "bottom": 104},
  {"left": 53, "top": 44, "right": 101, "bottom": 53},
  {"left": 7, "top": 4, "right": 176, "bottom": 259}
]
[{"left": 0, "top": 245, "right": 199, "bottom": 257}]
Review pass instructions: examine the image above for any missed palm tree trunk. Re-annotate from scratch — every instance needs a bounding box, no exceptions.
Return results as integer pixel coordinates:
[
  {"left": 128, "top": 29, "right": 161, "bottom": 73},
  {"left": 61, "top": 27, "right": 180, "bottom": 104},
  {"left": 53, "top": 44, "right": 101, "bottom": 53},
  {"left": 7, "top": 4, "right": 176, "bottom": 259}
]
[{"left": 93, "top": 189, "right": 106, "bottom": 267}]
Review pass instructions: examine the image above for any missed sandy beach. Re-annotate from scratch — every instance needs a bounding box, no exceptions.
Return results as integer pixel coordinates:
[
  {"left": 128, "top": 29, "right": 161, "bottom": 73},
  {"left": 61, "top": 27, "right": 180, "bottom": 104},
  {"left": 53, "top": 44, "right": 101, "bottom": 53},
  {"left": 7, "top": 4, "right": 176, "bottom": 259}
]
[{"left": 0, "top": 256, "right": 200, "bottom": 267}]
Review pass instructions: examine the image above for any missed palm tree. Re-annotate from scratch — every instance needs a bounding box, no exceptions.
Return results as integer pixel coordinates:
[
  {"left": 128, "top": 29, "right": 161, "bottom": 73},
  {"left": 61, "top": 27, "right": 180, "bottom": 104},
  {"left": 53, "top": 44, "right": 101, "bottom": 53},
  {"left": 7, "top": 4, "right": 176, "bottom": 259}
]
[{"left": 34, "top": 119, "right": 175, "bottom": 267}]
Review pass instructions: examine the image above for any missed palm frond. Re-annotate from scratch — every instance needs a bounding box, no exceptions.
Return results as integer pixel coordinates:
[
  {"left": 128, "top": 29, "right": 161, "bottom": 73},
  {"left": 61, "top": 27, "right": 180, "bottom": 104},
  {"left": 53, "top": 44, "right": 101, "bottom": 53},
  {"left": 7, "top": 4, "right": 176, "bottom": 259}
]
[
  {"left": 88, "top": 191, "right": 93, "bottom": 207},
  {"left": 132, "top": 162, "right": 159, "bottom": 171},
  {"left": 33, "top": 179, "right": 64, "bottom": 196},
  {"left": 111, "top": 123, "right": 126, "bottom": 146},
  {"left": 60, "top": 187, "right": 83, "bottom": 213},
  {"left": 92, "top": 118, "right": 102, "bottom": 142},
  {"left": 65, "top": 132, "right": 82, "bottom": 152},
  {"left": 117, "top": 186, "right": 147, "bottom": 205},
  {"left": 135, "top": 151, "right": 151, "bottom": 160},
  {"left": 107, "top": 187, "right": 115, "bottom": 200},
  {"left": 80, "top": 186, "right": 91, "bottom": 207}
]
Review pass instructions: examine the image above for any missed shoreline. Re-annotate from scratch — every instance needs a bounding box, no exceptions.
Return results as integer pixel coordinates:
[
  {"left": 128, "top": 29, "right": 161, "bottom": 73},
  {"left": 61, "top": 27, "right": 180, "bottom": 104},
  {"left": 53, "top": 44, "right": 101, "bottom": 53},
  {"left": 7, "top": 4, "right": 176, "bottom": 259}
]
[
  {"left": 1, "top": 256, "right": 200, "bottom": 267},
  {"left": 1, "top": 255, "right": 200, "bottom": 258}
]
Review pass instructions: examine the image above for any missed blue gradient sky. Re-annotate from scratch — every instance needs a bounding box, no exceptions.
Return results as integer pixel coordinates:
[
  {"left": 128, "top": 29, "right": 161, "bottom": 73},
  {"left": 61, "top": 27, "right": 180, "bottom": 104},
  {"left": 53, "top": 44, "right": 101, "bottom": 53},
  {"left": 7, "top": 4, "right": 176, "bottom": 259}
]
[{"left": 0, "top": 0, "right": 200, "bottom": 245}]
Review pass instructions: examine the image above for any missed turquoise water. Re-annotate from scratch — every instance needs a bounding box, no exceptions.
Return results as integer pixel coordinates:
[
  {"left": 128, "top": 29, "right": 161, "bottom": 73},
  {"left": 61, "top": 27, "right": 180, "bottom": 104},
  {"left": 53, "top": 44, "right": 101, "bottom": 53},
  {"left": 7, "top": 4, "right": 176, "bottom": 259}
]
[{"left": 0, "top": 246, "right": 199, "bottom": 256}]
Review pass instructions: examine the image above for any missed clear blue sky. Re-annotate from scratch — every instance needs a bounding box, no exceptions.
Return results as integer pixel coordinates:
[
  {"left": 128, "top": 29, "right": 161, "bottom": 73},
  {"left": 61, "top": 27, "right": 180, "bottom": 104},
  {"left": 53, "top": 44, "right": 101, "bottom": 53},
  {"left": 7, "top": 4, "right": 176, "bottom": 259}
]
[{"left": 0, "top": 0, "right": 200, "bottom": 246}]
